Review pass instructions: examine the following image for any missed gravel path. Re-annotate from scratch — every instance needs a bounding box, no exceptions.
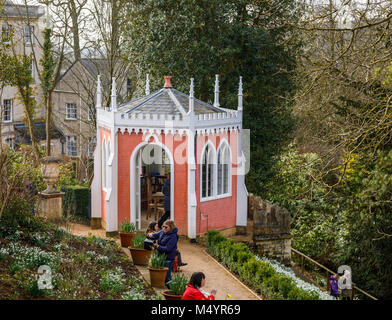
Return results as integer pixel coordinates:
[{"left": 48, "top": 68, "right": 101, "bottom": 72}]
[{"left": 67, "top": 222, "right": 261, "bottom": 300}]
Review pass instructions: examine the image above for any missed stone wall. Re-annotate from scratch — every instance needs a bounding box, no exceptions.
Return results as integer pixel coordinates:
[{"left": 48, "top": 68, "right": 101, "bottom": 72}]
[{"left": 248, "top": 193, "right": 292, "bottom": 265}]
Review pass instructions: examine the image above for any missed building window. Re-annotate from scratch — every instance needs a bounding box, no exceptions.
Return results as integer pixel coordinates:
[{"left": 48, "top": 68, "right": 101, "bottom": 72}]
[
  {"left": 66, "top": 103, "right": 77, "bottom": 120},
  {"left": 88, "top": 105, "right": 95, "bottom": 121},
  {"left": 201, "top": 143, "right": 215, "bottom": 199},
  {"left": 87, "top": 137, "right": 96, "bottom": 157},
  {"left": 2, "top": 25, "right": 11, "bottom": 43},
  {"left": 2, "top": 99, "right": 12, "bottom": 122},
  {"left": 66, "top": 136, "right": 77, "bottom": 156},
  {"left": 127, "top": 78, "right": 132, "bottom": 97},
  {"left": 217, "top": 143, "right": 230, "bottom": 195},
  {"left": 5, "top": 138, "right": 14, "bottom": 149},
  {"left": 24, "top": 25, "right": 34, "bottom": 44}
]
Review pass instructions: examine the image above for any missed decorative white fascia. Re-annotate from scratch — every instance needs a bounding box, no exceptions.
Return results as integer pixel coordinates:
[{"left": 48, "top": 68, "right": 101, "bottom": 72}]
[{"left": 97, "top": 107, "right": 243, "bottom": 137}]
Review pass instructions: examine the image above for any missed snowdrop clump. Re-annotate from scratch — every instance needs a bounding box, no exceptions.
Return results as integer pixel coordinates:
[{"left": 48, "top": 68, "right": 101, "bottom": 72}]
[
  {"left": 256, "top": 256, "right": 334, "bottom": 300},
  {"left": 2, "top": 242, "right": 59, "bottom": 269},
  {"left": 121, "top": 287, "right": 146, "bottom": 300}
]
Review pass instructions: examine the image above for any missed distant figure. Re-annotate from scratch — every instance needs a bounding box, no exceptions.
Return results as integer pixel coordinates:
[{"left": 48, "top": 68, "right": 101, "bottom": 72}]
[
  {"left": 158, "top": 177, "right": 170, "bottom": 229},
  {"left": 24, "top": 180, "right": 38, "bottom": 215},
  {"left": 329, "top": 274, "right": 339, "bottom": 299},
  {"left": 146, "top": 221, "right": 159, "bottom": 234},
  {"left": 148, "top": 219, "right": 178, "bottom": 288},
  {"left": 182, "top": 272, "right": 216, "bottom": 300},
  {"left": 147, "top": 220, "right": 187, "bottom": 267}
]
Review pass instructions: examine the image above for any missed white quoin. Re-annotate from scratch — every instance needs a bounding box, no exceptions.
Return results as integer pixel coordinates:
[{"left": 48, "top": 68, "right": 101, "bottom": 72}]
[
  {"left": 188, "top": 77, "right": 194, "bottom": 114},
  {"left": 214, "top": 74, "right": 220, "bottom": 108},
  {"left": 111, "top": 77, "right": 117, "bottom": 111},
  {"left": 146, "top": 74, "right": 150, "bottom": 95},
  {"left": 96, "top": 75, "right": 102, "bottom": 109},
  {"left": 238, "top": 76, "right": 243, "bottom": 111}
]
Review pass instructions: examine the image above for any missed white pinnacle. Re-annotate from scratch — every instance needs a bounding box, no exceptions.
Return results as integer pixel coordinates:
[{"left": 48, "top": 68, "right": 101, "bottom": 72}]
[
  {"left": 238, "top": 76, "right": 243, "bottom": 111},
  {"left": 146, "top": 74, "right": 150, "bottom": 95},
  {"left": 189, "top": 77, "right": 194, "bottom": 114},
  {"left": 214, "top": 74, "right": 220, "bottom": 108}
]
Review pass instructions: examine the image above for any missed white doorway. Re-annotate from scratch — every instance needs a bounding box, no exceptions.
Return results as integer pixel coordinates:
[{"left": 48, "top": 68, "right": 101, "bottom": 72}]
[{"left": 130, "top": 141, "right": 174, "bottom": 230}]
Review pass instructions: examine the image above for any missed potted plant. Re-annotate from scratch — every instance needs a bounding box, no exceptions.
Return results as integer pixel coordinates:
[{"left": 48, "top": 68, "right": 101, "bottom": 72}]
[
  {"left": 148, "top": 250, "right": 168, "bottom": 288},
  {"left": 119, "top": 219, "right": 136, "bottom": 247},
  {"left": 162, "top": 272, "right": 188, "bottom": 300},
  {"left": 128, "top": 233, "right": 152, "bottom": 265}
]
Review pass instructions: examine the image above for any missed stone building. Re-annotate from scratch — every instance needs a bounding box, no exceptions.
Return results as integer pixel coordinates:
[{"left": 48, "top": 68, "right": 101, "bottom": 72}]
[
  {"left": 0, "top": 1, "right": 47, "bottom": 150},
  {"left": 1, "top": 1, "right": 130, "bottom": 160}
]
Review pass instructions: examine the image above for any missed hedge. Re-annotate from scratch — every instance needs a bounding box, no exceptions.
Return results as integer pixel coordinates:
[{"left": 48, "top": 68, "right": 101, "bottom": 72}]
[
  {"left": 61, "top": 185, "right": 90, "bottom": 221},
  {"left": 206, "top": 230, "right": 322, "bottom": 300}
]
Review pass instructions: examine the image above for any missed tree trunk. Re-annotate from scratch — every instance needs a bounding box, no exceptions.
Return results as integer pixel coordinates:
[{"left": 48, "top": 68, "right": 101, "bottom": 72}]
[
  {"left": 69, "top": 0, "right": 81, "bottom": 61},
  {"left": 45, "top": 91, "right": 52, "bottom": 156}
]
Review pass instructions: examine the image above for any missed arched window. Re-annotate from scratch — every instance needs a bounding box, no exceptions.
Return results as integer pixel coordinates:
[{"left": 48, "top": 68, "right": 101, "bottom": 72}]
[
  {"left": 201, "top": 143, "right": 215, "bottom": 199},
  {"left": 217, "top": 142, "right": 230, "bottom": 195},
  {"left": 107, "top": 140, "right": 111, "bottom": 188},
  {"left": 102, "top": 140, "right": 107, "bottom": 189}
]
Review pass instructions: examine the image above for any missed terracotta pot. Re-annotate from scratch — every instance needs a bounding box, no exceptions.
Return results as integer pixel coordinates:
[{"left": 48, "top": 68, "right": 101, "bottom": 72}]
[
  {"left": 162, "top": 290, "right": 183, "bottom": 300},
  {"left": 129, "top": 247, "right": 152, "bottom": 265},
  {"left": 119, "top": 232, "right": 136, "bottom": 247},
  {"left": 148, "top": 267, "right": 168, "bottom": 288}
]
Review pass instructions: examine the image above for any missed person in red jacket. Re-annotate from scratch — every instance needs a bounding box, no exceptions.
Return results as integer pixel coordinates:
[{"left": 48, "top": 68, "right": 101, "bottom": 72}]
[{"left": 182, "top": 272, "right": 217, "bottom": 300}]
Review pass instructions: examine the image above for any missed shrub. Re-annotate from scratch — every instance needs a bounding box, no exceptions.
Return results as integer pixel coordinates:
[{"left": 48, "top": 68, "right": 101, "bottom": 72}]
[
  {"left": 206, "top": 230, "right": 325, "bottom": 300},
  {"left": 61, "top": 185, "right": 90, "bottom": 221}
]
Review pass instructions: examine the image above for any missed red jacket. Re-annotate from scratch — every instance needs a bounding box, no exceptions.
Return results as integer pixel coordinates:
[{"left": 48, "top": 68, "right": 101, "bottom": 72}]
[{"left": 181, "top": 284, "right": 215, "bottom": 300}]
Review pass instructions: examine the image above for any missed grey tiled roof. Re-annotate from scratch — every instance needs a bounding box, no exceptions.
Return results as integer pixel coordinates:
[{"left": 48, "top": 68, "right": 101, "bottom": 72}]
[
  {"left": 118, "top": 88, "right": 226, "bottom": 116},
  {"left": 1, "top": 1, "right": 45, "bottom": 18}
]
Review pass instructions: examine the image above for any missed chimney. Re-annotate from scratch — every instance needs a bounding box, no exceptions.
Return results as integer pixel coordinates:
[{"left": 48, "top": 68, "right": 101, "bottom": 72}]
[{"left": 163, "top": 75, "right": 173, "bottom": 88}]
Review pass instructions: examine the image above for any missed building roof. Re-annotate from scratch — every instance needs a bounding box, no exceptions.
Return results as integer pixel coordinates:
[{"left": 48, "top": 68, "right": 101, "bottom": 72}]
[
  {"left": 0, "top": 1, "right": 45, "bottom": 18},
  {"left": 79, "top": 59, "right": 107, "bottom": 79},
  {"left": 14, "top": 122, "right": 65, "bottom": 145},
  {"left": 119, "top": 88, "right": 227, "bottom": 116}
]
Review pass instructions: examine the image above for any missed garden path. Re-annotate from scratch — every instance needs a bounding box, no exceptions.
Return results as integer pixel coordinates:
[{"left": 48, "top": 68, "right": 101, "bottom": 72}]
[{"left": 67, "top": 222, "right": 261, "bottom": 300}]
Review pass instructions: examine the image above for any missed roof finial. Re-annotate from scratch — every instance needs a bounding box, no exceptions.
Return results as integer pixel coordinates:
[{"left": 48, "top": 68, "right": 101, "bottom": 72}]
[
  {"left": 111, "top": 77, "right": 117, "bottom": 111},
  {"left": 96, "top": 75, "right": 102, "bottom": 109},
  {"left": 188, "top": 77, "right": 194, "bottom": 114},
  {"left": 146, "top": 74, "right": 150, "bottom": 95},
  {"left": 238, "top": 76, "right": 243, "bottom": 111},
  {"left": 213, "top": 74, "right": 220, "bottom": 108},
  {"left": 163, "top": 75, "right": 172, "bottom": 88}
]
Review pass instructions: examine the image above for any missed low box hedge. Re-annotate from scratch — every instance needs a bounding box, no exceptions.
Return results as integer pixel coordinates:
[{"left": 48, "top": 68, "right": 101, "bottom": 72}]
[
  {"left": 61, "top": 185, "right": 90, "bottom": 222},
  {"left": 206, "top": 230, "right": 322, "bottom": 300}
]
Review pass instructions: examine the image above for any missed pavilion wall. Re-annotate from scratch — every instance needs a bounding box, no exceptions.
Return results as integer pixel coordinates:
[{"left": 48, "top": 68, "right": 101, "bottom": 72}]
[{"left": 195, "top": 130, "right": 239, "bottom": 235}]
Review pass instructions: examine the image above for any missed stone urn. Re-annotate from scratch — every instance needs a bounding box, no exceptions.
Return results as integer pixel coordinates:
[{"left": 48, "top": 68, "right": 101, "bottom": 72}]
[{"left": 41, "top": 156, "right": 62, "bottom": 194}]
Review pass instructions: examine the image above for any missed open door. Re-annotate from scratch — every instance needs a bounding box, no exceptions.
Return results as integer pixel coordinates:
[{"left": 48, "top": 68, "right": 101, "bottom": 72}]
[{"left": 135, "top": 149, "right": 142, "bottom": 230}]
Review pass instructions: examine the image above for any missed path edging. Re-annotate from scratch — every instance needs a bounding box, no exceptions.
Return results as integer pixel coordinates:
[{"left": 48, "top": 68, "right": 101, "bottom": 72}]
[{"left": 203, "top": 249, "right": 263, "bottom": 300}]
